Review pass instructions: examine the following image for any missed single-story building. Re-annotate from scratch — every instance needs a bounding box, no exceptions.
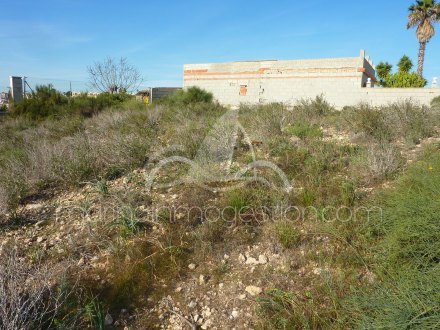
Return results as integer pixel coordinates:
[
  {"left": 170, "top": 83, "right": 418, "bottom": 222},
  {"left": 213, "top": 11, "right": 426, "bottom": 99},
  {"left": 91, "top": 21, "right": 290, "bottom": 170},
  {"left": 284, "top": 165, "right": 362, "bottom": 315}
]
[{"left": 184, "top": 50, "right": 440, "bottom": 108}]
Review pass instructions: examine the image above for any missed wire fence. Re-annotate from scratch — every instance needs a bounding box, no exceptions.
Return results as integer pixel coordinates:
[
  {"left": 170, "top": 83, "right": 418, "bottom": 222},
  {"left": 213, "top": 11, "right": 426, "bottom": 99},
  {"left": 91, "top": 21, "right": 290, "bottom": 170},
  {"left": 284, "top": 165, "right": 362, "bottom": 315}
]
[
  {"left": 23, "top": 77, "right": 92, "bottom": 94},
  {"left": 1, "top": 77, "right": 182, "bottom": 95}
]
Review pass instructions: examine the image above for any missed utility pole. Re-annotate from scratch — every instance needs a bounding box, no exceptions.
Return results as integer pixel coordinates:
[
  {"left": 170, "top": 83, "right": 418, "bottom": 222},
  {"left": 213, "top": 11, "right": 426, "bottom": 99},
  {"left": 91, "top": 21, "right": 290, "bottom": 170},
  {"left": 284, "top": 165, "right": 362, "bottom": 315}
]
[
  {"left": 23, "top": 76, "right": 26, "bottom": 99},
  {"left": 70, "top": 81, "right": 72, "bottom": 97}
]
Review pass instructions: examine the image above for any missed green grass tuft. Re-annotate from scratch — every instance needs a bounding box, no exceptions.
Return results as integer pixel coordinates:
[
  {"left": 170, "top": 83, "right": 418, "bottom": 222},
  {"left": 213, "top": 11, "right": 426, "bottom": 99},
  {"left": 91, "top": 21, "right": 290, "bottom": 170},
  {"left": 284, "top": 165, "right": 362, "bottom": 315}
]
[
  {"left": 274, "top": 221, "right": 301, "bottom": 249},
  {"left": 285, "top": 122, "right": 323, "bottom": 140}
]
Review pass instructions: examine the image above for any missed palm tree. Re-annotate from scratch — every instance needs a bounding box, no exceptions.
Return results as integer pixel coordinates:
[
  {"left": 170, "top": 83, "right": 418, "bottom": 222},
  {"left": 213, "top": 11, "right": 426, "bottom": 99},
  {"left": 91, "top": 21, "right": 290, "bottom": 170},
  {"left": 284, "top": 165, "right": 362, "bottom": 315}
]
[{"left": 407, "top": 0, "right": 440, "bottom": 77}]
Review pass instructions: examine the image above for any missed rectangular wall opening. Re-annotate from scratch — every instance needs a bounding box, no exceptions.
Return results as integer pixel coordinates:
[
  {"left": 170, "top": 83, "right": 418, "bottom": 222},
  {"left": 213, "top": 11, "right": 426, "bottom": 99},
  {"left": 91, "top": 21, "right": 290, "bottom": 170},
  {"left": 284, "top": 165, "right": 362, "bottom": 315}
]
[{"left": 239, "top": 85, "right": 247, "bottom": 96}]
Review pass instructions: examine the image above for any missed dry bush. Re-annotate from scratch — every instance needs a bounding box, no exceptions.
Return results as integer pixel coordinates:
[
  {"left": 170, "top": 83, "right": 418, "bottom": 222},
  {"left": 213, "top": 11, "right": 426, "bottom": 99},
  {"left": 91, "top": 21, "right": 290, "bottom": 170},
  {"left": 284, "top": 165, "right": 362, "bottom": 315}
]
[
  {"left": 240, "top": 103, "right": 294, "bottom": 139},
  {"left": 0, "top": 186, "right": 8, "bottom": 217},
  {"left": 0, "top": 109, "right": 155, "bottom": 214},
  {"left": 160, "top": 103, "right": 226, "bottom": 159},
  {"left": 292, "top": 95, "right": 334, "bottom": 120},
  {"left": 432, "top": 96, "right": 440, "bottom": 111},
  {"left": 24, "top": 142, "right": 57, "bottom": 187},
  {"left": 367, "top": 143, "right": 403, "bottom": 180},
  {"left": 383, "top": 101, "right": 434, "bottom": 144},
  {"left": 240, "top": 97, "right": 332, "bottom": 149},
  {"left": 345, "top": 101, "right": 436, "bottom": 144},
  {"left": 0, "top": 161, "right": 28, "bottom": 213},
  {"left": 343, "top": 104, "right": 392, "bottom": 143},
  {"left": 0, "top": 247, "right": 74, "bottom": 330}
]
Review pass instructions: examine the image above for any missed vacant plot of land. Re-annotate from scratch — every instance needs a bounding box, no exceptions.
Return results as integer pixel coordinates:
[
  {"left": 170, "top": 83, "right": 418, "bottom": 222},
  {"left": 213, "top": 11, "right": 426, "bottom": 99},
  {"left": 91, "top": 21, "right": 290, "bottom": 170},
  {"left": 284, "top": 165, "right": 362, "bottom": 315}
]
[{"left": 1, "top": 94, "right": 439, "bottom": 329}]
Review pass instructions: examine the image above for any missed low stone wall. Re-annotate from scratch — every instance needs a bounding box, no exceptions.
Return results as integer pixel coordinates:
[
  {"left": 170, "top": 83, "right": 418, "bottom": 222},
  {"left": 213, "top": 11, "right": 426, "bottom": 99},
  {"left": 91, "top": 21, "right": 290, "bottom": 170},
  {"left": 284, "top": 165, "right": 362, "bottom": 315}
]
[
  {"left": 358, "top": 88, "right": 440, "bottom": 107},
  {"left": 314, "top": 87, "right": 440, "bottom": 109}
]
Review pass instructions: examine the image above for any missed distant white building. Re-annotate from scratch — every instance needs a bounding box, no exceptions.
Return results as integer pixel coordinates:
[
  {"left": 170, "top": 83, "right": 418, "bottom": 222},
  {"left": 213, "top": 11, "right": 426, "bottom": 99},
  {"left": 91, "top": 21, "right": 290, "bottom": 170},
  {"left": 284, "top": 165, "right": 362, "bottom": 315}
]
[{"left": 0, "top": 92, "right": 8, "bottom": 107}]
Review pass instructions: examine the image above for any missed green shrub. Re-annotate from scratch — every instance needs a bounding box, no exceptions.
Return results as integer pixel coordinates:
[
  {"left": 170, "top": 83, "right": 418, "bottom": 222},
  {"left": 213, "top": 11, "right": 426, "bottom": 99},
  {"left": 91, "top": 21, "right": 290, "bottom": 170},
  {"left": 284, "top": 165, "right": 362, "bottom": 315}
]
[
  {"left": 10, "top": 85, "right": 132, "bottom": 120},
  {"left": 94, "top": 179, "right": 109, "bottom": 196},
  {"left": 269, "top": 140, "right": 359, "bottom": 207},
  {"left": 226, "top": 188, "right": 251, "bottom": 211},
  {"left": 397, "top": 55, "right": 413, "bottom": 73},
  {"left": 11, "top": 85, "right": 68, "bottom": 120},
  {"left": 258, "top": 287, "right": 340, "bottom": 329},
  {"left": 375, "top": 152, "right": 440, "bottom": 268},
  {"left": 116, "top": 204, "right": 142, "bottom": 237},
  {"left": 258, "top": 289, "right": 302, "bottom": 329},
  {"left": 340, "top": 180, "right": 357, "bottom": 207},
  {"left": 84, "top": 296, "right": 106, "bottom": 330},
  {"left": 69, "top": 92, "right": 133, "bottom": 117},
  {"left": 274, "top": 221, "right": 301, "bottom": 249},
  {"left": 348, "top": 268, "right": 440, "bottom": 329},
  {"left": 345, "top": 104, "right": 392, "bottom": 142},
  {"left": 376, "top": 62, "right": 392, "bottom": 86},
  {"left": 346, "top": 150, "right": 440, "bottom": 328},
  {"left": 267, "top": 136, "right": 309, "bottom": 175},
  {"left": 160, "top": 86, "right": 213, "bottom": 105},
  {"left": 386, "top": 71, "right": 427, "bottom": 88},
  {"left": 293, "top": 95, "right": 334, "bottom": 118},
  {"left": 285, "top": 122, "right": 323, "bottom": 140},
  {"left": 376, "top": 56, "right": 427, "bottom": 88}
]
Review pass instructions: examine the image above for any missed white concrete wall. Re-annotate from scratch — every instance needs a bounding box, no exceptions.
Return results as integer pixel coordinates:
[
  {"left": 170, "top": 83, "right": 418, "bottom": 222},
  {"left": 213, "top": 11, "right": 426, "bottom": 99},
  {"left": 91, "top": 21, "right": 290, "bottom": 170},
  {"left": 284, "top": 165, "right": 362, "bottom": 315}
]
[
  {"left": 360, "top": 88, "right": 440, "bottom": 107},
  {"left": 183, "top": 51, "right": 440, "bottom": 109}
]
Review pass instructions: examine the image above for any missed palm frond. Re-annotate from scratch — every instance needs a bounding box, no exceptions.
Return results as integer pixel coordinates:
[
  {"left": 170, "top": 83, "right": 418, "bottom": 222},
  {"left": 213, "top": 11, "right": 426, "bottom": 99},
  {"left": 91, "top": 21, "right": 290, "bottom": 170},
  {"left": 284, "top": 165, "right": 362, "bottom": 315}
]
[
  {"left": 407, "top": 11, "right": 424, "bottom": 28},
  {"left": 417, "top": 19, "right": 436, "bottom": 41},
  {"left": 434, "top": 3, "right": 440, "bottom": 21},
  {"left": 407, "top": 0, "right": 439, "bottom": 41}
]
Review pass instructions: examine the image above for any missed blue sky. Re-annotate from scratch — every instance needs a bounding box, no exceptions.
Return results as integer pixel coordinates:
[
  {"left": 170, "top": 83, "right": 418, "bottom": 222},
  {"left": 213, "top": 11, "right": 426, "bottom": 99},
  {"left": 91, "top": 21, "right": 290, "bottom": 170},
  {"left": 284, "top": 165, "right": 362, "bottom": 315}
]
[{"left": 1, "top": 0, "right": 439, "bottom": 92}]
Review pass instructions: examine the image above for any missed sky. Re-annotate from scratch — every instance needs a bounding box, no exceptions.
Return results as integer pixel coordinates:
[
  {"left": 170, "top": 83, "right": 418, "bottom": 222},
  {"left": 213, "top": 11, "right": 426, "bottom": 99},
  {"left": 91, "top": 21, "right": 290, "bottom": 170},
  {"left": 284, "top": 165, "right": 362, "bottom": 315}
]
[{"left": 1, "top": 0, "right": 439, "bottom": 92}]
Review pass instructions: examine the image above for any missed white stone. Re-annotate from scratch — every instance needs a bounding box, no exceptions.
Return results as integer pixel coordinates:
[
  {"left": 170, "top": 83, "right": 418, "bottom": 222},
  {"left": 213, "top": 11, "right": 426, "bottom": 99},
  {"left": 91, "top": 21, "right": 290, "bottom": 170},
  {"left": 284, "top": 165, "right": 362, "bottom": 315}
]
[
  {"left": 245, "top": 257, "right": 259, "bottom": 265},
  {"left": 201, "top": 320, "right": 212, "bottom": 329},
  {"left": 245, "top": 285, "right": 262, "bottom": 296},
  {"left": 199, "top": 275, "right": 207, "bottom": 285},
  {"left": 25, "top": 203, "right": 43, "bottom": 211},
  {"left": 313, "top": 267, "right": 323, "bottom": 275},
  {"left": 258, "top": 255, "right": 268, "bottom": 264}
]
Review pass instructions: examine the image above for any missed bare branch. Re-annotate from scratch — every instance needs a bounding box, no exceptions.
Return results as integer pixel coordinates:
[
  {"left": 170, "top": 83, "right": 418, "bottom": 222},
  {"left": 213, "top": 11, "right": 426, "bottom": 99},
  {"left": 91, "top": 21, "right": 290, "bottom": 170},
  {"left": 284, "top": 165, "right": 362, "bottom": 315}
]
[
  {"left": 0, "top": 246, "right": 76, "bottom": 330},
  {"left": 87, "top": 57, "right": 143, "bottom": 93}
]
